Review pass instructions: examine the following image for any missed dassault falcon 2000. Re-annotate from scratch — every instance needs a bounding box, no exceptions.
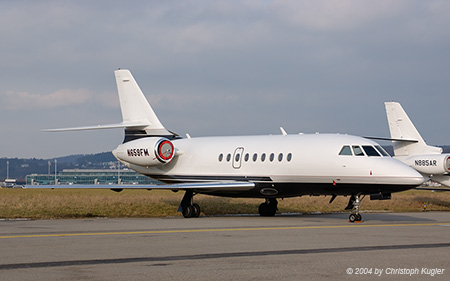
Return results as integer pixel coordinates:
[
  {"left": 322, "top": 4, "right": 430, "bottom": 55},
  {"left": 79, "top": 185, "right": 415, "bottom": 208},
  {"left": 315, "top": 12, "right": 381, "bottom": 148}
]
[{"left": 35, "top": 69, "right": 424, "bottom": 222}]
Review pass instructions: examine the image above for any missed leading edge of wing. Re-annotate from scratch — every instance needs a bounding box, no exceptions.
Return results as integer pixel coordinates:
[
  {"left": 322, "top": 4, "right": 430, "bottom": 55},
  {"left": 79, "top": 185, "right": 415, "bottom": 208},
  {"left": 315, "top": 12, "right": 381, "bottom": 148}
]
[
  {"left": 24, "top": 181, "right": 255, "bottom": 191},
  {"left": 415, "top": 187, "right": 450, "bottom": 192}
]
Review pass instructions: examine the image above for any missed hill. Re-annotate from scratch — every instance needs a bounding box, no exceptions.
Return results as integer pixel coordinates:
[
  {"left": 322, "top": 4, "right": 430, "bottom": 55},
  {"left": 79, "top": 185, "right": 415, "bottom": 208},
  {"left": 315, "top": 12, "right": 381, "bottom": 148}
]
[{"left": 0, "top": 152, "right": 117, "bottom": 181}]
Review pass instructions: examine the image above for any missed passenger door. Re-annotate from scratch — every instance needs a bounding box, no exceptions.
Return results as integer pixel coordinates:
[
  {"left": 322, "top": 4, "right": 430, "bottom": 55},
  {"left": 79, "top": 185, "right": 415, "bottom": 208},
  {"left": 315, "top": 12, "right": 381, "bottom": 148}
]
[{"left": 232, "top": 147, "right": 244, "bottom": 169}]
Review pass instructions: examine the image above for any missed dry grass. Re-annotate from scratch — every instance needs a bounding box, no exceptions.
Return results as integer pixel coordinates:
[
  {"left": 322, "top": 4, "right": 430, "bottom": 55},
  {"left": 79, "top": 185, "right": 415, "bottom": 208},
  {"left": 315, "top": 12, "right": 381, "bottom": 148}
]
[{"left": 1, "top": 188, "right": 449, "bottom": 219}]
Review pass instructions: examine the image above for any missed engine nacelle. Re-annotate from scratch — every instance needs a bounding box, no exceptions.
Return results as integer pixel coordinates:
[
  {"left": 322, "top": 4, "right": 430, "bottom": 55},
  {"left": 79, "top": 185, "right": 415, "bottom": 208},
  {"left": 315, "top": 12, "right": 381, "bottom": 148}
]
[
  {"left": 405, "top": 154, "right": 450, "bottom": 175},
  {"left": 113, "top": 137, "right": 175, "bottom": 167}
]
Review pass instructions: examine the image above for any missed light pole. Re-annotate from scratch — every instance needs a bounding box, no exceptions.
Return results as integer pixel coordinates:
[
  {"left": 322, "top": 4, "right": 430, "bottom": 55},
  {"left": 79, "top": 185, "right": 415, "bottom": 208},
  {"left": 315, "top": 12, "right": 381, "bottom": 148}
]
[
  {"left": 54, "top": 159, "right": 57, "bottom": 185},
  {"left": 117, "top": 161, "right": 121, "bottom": 184},
  {"left": 6, "top": 160, "right": 9, "bottom": 180}
]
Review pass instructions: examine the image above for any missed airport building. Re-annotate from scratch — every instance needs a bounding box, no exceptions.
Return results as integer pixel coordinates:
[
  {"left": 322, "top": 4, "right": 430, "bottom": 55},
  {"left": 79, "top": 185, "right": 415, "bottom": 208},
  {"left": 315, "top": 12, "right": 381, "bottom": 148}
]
[{"left": 26, "top": 169, "right": 159, "bottom": 185}]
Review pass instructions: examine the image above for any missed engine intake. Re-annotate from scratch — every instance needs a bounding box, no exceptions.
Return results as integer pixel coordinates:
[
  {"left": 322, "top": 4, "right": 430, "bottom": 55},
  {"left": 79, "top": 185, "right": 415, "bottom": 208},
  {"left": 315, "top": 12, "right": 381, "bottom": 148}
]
[{"left": 113, "top": 137, "right": 175, "bottom": 167}]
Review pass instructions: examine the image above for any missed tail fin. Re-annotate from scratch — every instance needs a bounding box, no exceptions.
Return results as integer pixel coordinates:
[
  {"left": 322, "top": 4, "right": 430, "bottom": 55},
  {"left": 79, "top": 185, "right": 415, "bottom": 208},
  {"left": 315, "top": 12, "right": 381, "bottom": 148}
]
[
  {"left": 45, "top": 69, "right": 177, "bottom": 142},
  {"left": 114, "top": 69, "right": 175, "bottom": 142},
  {"left": 385, "top": 102, "right": 442, "bottom": 156}
]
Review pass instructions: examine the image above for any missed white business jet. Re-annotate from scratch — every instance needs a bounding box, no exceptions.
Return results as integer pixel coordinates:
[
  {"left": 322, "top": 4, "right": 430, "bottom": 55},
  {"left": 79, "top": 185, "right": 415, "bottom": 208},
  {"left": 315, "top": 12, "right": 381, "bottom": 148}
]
[
  {"left": 377, "top": 102, "right": 449, "bottom": 189},
  {"left": 37, "top": 70, "right": 424, "bottom": 222}
]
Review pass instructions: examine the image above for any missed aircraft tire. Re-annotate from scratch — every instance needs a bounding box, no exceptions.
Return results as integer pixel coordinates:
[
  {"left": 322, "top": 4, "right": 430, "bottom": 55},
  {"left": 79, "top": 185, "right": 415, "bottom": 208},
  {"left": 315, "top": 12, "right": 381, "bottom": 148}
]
[
  {"left": 192, "top": 203, "right": 201, "bottom": 218},
  {"left": 349, "top": 214, "right": 356, "bottom": 223},
  {"left": 182, "top": 205, "right": 194, "bottom": 218},
  {"left": 259, "top": 203, "right": 276, "bottom": 217}
]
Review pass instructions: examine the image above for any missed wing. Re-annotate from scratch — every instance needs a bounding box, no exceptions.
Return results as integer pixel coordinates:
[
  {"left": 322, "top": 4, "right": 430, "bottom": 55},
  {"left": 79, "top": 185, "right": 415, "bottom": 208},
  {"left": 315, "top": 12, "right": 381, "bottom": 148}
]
[
  {"left": 24, "top": 181, "right": 255, "bottom": 192},
  {"left": 415, "top": 187, "right": 450, "bottom": 192}
]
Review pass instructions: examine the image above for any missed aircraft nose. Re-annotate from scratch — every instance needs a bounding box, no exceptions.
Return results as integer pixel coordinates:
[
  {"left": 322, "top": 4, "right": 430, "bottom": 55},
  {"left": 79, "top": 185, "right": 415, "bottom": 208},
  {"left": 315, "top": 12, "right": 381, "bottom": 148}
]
[
  {"left": 394, "top": 160, "right": 425, "bottom": 186},
  {"left": 408, "top": 173, "right": 425, "bottom": 186}
]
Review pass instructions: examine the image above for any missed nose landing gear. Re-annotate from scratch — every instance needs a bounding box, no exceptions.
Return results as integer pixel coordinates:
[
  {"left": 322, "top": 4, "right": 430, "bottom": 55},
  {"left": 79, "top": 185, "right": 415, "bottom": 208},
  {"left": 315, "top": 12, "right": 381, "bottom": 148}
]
[{"left": 346, "top": 194, "right": 364, "bottom": 223}]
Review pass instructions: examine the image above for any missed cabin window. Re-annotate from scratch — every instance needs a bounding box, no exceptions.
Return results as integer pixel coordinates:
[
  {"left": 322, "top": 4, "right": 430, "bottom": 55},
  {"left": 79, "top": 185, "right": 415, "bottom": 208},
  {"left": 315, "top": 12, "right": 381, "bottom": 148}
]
[
  {"left": 362, "top": 145, "right": 381, "bottom": 157},
  {"left": 218, "top": 153, "right": 223, "bottom": 162},
  {"left": 375, "top": 145, "right": 390, "bottom": 157},
  {"left": 352, "top": 146, "right": 364, "bottom": 156},
  {"left": 226, "top": 153, "right": 231, "bottom": 162},
  {"left": 270, "top": 153, "right": 275, "bottom": 162},
  {"left": 261, "top": 153, "right": 266, "bottom": 162},
  {"left": 253, "top": 153, "right": 258, "bottom": 162},
  {"left": 287, "top": 153, "right": 292, "bottom": 162},
  {"left": 244, "top": 153, "right": 249, "bottom": 162},
  {"left": 235, "top": 153, "right": 240, "bottom": 162},
  {"left": 339, "top": 146, "right": 352, "bottom": 156},
  {"left": 278, "top": 153, "right": 283, "bottom": 162}
]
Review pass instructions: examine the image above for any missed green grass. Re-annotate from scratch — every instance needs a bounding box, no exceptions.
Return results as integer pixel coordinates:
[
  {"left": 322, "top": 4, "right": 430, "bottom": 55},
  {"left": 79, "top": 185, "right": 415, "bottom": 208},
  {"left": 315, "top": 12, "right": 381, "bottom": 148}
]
[{"left": 1, "top": 188, "right": 449, "bottom": 219}]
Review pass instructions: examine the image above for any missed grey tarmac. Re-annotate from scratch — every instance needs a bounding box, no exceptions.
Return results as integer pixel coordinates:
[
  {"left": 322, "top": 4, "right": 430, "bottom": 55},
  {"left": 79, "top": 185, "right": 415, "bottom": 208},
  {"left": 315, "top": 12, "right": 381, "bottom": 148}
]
[{"left": 1, "top": 212, "right": 450, "bottom": 281}]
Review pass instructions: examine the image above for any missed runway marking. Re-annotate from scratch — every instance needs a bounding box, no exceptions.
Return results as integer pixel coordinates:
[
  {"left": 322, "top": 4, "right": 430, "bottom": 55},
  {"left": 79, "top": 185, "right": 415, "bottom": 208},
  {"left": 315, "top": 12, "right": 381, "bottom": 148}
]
[
  {"left": 0, "top": 222, "right": 447, "bottom": 239},
  {"left": 1, "top": 242, "right": 450, "bottom": 270}
]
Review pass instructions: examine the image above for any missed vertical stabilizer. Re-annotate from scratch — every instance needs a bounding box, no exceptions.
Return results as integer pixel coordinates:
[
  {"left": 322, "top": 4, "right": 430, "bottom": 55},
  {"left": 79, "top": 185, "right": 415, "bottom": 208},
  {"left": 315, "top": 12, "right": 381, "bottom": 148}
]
[
  {"left": 114, "top": 69, "right": 175, "bottom": 141},
  {"left": 385, "top": 102, "right": 442, "bottom": 156}
]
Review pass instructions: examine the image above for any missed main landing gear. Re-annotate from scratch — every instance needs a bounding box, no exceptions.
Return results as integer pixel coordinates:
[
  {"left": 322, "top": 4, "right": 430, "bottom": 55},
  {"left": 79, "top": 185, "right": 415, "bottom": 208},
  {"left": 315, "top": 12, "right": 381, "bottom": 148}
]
[
  {"left": 345, "top": 194, "right": 364, "bottom": 223},
  {"left": 179, "top": 190, "right": 201, "bottom": 218},
  {"left": 182, "top": 203, "right": 201, "bottom": 218},
  {"left": 258, "top": 198, "right": 278, "bottom": 217}
]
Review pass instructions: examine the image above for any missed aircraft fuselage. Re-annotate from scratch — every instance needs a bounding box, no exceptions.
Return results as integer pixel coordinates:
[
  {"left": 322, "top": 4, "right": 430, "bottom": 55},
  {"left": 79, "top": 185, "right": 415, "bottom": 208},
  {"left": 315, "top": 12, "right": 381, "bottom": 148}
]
[{"left": 114, "top": 133, "right": 423, "bottom": 198}]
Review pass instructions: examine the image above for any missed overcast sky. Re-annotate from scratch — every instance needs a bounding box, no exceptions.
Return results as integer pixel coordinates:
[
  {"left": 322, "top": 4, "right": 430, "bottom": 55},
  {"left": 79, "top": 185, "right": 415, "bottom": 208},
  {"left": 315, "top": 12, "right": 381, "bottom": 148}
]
[{"left": 1, "top": 0, "right": 449, "bottom": 159}]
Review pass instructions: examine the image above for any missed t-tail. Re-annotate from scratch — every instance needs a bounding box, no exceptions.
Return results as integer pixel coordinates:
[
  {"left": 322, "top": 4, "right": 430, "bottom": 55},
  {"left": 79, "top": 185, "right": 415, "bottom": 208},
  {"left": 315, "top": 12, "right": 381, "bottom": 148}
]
[
  {"left": 385, "top": 101, "right": 442, "bottom": 156},
  {"left": 385, "top": 102, "right": 450, "bottom": 188},
  {"left": 45, "top": 69, "right": 178, "bottom": 143},
  {"left": 114, "top": 69, "right": 177, "bottom": 142}
]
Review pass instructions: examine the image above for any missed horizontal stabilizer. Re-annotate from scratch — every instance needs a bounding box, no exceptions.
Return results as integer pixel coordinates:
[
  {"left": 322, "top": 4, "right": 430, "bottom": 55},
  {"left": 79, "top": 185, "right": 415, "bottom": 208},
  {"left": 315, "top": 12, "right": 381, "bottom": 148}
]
[
  {"left": 364, "top": 136, "right": 418, "bottom": 143},
  {"left": 43, "top": 121, "right": 151, "bottom": 132}
]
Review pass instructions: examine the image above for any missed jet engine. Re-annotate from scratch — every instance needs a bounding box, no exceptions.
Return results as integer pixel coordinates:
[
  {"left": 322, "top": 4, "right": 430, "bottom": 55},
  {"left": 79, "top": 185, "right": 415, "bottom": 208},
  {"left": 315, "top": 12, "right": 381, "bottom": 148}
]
[
  {"left": 113, "top": 137, "right": 175, "bottom": 167},
  {"left": 405, "top": 154, "right": 450, "bottom": 175}
]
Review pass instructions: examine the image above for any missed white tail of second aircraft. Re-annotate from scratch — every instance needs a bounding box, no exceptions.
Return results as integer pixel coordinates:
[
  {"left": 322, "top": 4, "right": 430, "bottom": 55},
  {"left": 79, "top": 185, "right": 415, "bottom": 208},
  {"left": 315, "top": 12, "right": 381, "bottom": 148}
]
[{"left": 385, "top": 102, "right": 442, "bottom": 156}]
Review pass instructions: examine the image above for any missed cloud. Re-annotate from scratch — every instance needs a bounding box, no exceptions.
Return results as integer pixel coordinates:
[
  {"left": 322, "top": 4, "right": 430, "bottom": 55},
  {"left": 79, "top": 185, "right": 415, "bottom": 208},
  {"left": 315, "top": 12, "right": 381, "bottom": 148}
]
[
  {"left": 0, "top": 89, "right": 93, "bottom": 111},
  {"left": 1, "top": 0, "right": 449, "bottom": 158},
  {"left": 271, "top": 0, "right": 408, "bottom": 31}
]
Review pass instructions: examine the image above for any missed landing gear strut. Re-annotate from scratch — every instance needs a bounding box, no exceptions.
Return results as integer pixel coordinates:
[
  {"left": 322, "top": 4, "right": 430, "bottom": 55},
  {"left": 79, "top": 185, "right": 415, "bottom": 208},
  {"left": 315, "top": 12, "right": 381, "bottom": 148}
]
[
  {"left": 258, "top": 198, "right": 278, "bottom": 217},
  {"left": 346, "top": 194, "right": 363, "bottom": 223},
  {"left": 179, "top": 190, "right": 201, "bottom": 218}
]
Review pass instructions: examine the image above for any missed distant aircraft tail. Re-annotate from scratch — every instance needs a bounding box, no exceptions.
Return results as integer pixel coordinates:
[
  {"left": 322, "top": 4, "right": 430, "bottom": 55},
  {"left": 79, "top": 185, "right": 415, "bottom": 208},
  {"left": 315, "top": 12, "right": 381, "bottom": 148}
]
[
  {"left": 385, "top": 102, "right": 442, "bottom": 156},
  {"left": 45, "top": 69, "right": 177, "bottom": 142}
]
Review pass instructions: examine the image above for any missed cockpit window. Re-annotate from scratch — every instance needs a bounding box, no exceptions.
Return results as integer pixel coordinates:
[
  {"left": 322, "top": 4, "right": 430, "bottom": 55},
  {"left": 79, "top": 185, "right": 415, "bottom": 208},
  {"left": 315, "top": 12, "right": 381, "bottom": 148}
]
[
  {"left": 362, "top": 145, "right": 381, "bottom": 157},
  {"left": 375, "top": 145, "right": 390, "bottom": 157},
  {"left": 339, "top": 146, "right": 352, "bottom": 156},
  {"left": 352, "top": 145, "right": 364, "bottom": 156}
]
